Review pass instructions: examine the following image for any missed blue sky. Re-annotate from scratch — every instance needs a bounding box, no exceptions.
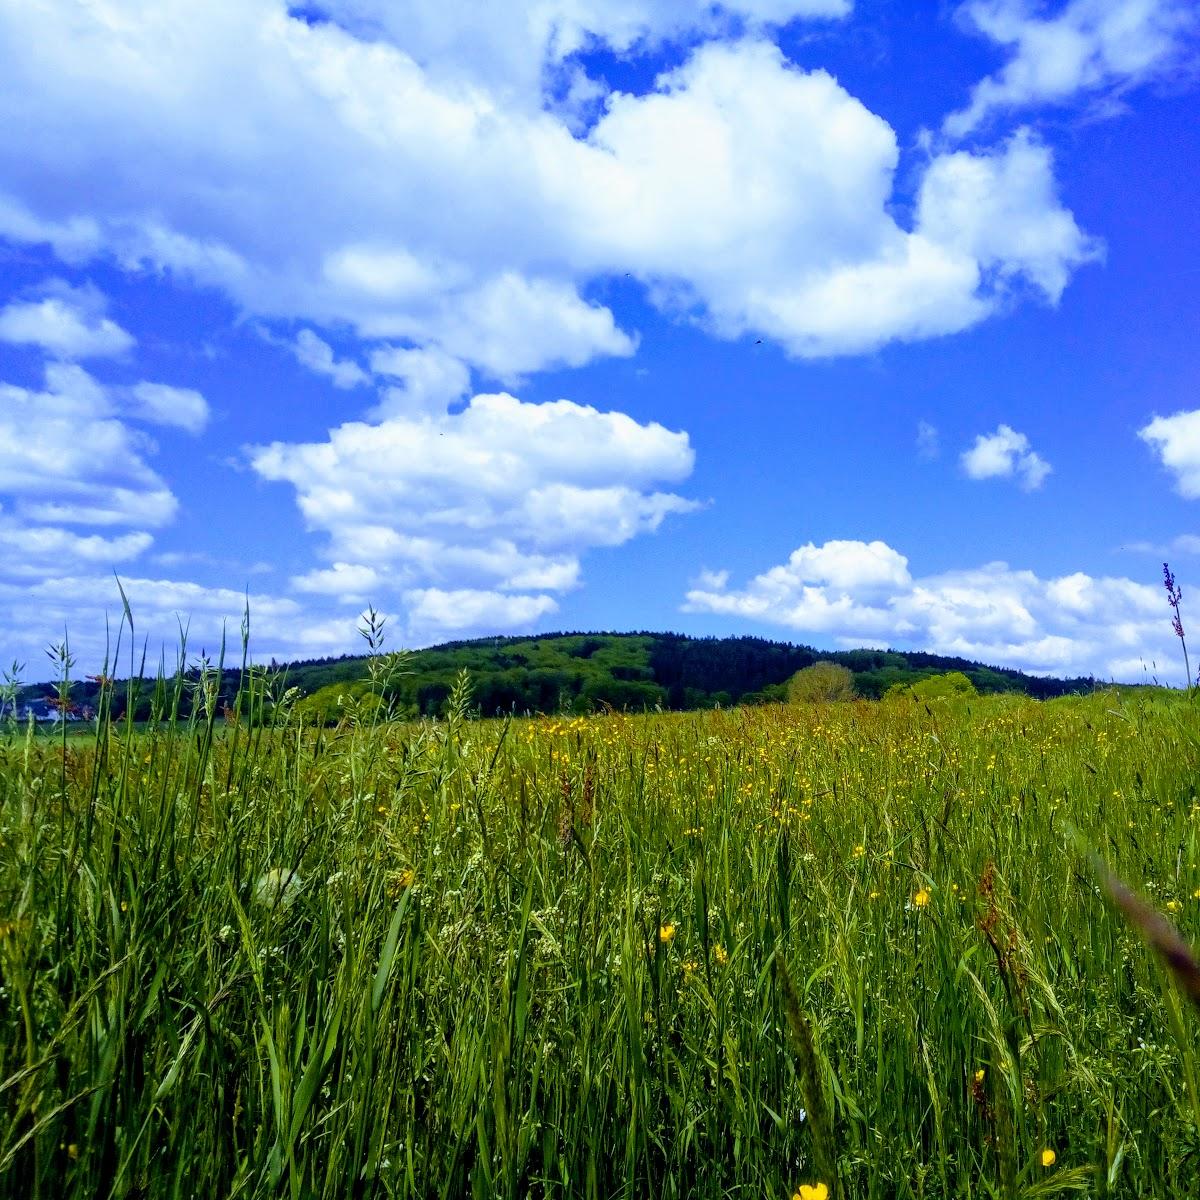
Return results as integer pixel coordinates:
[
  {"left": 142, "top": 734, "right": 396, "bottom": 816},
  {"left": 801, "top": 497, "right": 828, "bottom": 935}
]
[{"left": 1, "top": 0, "right": 1198, "bottom": 681}]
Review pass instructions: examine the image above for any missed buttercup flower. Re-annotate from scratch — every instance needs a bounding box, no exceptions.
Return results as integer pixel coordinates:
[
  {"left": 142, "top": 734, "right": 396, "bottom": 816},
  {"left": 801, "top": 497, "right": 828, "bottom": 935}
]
[{"left": 793, "top": 1183, "right": 829, "bottom": 1200}]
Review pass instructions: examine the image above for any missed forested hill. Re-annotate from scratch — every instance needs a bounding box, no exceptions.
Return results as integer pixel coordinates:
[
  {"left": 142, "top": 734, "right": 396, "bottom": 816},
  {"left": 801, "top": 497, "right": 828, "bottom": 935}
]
[
  {"left": 274, "top": 631, "right": 1097, "bottom": 721},
  {"left": 28, "top": 631, "right": 1103, "bottom": 722}
]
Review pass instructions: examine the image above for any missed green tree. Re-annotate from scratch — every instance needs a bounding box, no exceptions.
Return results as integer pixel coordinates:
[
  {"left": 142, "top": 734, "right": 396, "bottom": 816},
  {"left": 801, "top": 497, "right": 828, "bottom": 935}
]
[
  {"left": 886, "top": 671, "right": 977, "bottom": 701},
  {"left": 787, "top": 660, "right": 856, "bottom": 703}
]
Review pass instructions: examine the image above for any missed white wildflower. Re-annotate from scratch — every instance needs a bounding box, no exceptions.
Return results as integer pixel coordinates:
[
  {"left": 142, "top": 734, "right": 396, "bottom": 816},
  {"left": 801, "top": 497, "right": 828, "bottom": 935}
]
[{"left": 254, "top": 866, "right": 303, "bottom": 909}]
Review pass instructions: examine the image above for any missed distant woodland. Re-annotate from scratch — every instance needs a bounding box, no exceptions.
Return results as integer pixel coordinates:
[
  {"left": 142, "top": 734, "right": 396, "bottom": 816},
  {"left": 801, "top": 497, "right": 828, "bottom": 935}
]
[{"left": 29, "top": 631, "right": 1103, "bottom": 723}]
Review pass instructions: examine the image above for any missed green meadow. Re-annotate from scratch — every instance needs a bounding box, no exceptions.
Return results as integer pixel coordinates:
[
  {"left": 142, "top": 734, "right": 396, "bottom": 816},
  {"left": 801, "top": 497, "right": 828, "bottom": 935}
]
[{"left": 3, "top": 662, "right": 1200, "bottom": 1198}]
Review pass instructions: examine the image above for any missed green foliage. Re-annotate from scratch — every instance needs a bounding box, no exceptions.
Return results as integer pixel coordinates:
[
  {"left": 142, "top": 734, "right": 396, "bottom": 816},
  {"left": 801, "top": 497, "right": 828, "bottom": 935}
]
[
  {"left": 17, "top": 631, "right": 1102, "bottom": 726},
  {"left": 4, "top": 685, "right": 1200, "bottom": 1196},
  {"left": 787, "top": 660, "right": 856, "bottom": 703},
  {"left": 886, "top": 670, "right": 979, "bottom": 701}
]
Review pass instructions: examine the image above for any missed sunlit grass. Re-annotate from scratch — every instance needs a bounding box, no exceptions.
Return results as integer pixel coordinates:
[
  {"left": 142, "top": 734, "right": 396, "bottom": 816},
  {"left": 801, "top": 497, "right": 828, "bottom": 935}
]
[{"left": 3, "top": 654, "right": 1200, "bottom": 1197}]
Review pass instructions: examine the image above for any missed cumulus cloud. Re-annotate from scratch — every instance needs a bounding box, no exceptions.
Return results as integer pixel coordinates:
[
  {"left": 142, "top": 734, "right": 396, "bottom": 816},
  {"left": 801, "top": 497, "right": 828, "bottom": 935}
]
[
  {"left": 0, "top": 5, "right": 1099, "bottom": 370},
  {"left": 292, "top": 561, "right": 381, "bottom": 602},
  {"left": 0, "top": 521, "right": 152, "bottom": 580},
  {"left": 405, "top": 587, "right": 559, "bottom": 634},
  {"left": 0, "top": 361, "right": 209, "bottom": 585},
  {"left": 694, "top": 567, "right": 730, "bottom": 590},
  {"left": 1140, "top": 409, "right": 1200, "bottom": 497},
  {"left": 0, "top": 281, "right": 134, "bottom": 359},
  {"left": 0, "top": 571, "right": 560, "bottom": 671},
  {"left": 369, "top": 345, "right": 471, "bottom": 417},
  {"left": 586, "top": 54, "right": 1096, "bottom": 355},
  {"left": 304, "top": 0, "right": 853, "bottom": 106},
  {"left": 684, "top": 538, "right": 1171, "bottom": 678},
  {"left": 915, "top": 129, "right": 1101, "bottom": 302},
  {"left": 961, "top": 423, "right": 1052, "bottom": 489},
  {"left": 0, "top": 573, "right": 355, "bottom": 673},
  {"left": 0, "top": 363, "right": 178, "bottom": 529},
  {"left": 946, "top": 0, "right": 1195, "bottom": 137},
  {"left": 291, "top": 328, "right": 370, "bottom": 388},
  {"left": 372, "top": 273, "right": 637, "bottom": 380},
  {"left": 253, "top": 390, "right": 695, "bottom": 621}
]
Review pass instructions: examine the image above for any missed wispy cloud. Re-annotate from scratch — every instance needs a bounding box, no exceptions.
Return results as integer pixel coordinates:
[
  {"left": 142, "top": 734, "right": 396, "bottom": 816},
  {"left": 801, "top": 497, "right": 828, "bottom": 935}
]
[{"left": 946, "top": 0, "right": 1196, "bottom": 137}]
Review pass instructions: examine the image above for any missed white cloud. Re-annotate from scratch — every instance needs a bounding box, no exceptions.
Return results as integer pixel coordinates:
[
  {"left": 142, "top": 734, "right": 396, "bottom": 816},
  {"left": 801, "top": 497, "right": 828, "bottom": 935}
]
[
  {"left": 369, "top": 345, "right": 471, "bottom": 417},
  {"left": 592, "top": 64, "right": 1099, "bottom": 350},
  {"left": 1140, "top": 409, "right": 1200, "bottom": 497},
  {"left": 251, "top": 389, "right": 695, "bottom": 624},
  {"left": 0, "top": 569, "right": 566, "bottom": 671},
  {"left": 128, "top": 382, "right": 210, "bottom": 434},
  {"left": 366, "top": 272, "right": 636, "bottom": 381},
  {"left": 292, "top": 328, "right": 369, "bottom": 389},
  {"left": 0, "top": 282, "right": 134, "bottom": 359},
  {"left": 0, "top": 363, "right": 178, "bottom": 528},
  {"left": 0, "top": 521, "right": 152, "bottom": 580},
  {"left": 916, "top": 129, "right": 1102, "bottom": 302},
  {"left": 0, "top": 6, "right": 1099, "bottom": 371},
  {"left": 0, "top": 197, "right": 100, "bottom": 263},
  {"left": 0, "top": 573, "right": 354, "bottom": 672},
  {"left": 760, "top": 540, "right": 914, "bottom": 593},
  {"left": 694, "top": 567, "right": 730, "bottom": 590},
  {"left": 404, "top": 587, "right": 558, "bottom": 634},
  {"left": 0, "top": 356, "right": 211, "bottom": 591},
  {"left": 585, "top": 51, "right": 1096, "bottom": 355},
  {"left": 961, "top": 423, "right": 1052, "bottom": 489},
  {"left": 292, "top": 561, "right": 381, "bottom": 601},
  {"left": 946, "top": 0, "right": 1195, "bottom": 137},
  {"left": 304, "top": 0, "right": 852, "bottom": 107},
  {"left": 684, "top": 537, "right": 1172, "bottom": 678}
]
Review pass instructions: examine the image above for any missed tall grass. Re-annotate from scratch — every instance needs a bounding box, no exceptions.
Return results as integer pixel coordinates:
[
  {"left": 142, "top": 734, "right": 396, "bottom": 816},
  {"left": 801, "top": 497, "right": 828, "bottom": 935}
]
[{"left": 2, "top": 647, "right": 1200, "bottom": 1197}]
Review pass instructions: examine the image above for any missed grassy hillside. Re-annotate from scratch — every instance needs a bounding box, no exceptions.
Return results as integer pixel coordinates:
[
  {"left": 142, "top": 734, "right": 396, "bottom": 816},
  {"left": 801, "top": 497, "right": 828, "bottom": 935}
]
[
  {"left": 19, "top": 630, "right": 1106, "bottom": 725},
  {"left": 282, "top": 631, "right": 1098, "bottom": 722}
]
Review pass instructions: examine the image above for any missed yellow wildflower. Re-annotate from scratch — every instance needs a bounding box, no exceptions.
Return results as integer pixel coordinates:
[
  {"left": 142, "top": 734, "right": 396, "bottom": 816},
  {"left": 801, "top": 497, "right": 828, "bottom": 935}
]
[
  {"left": 794, "top": 1184, "right": 829, "bottom": 1200},
  {"left": 713, "top": 943, "right": 729, "bottom": 967},
  {"left": 975, "top": 1068, "right": 985, "bottom": 1083},
  {"left": 1041, "top": 1148, "right": 1056, "bottom": 1168},
  {"left": 1167, "top": 899, "right": 1182, "bottom": 913},
  {"left": 659, "top": 922, "right": 676, "bottom": 944},
  {"left": 913, "top": 888, "right": 930, "bottom": 908}
]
